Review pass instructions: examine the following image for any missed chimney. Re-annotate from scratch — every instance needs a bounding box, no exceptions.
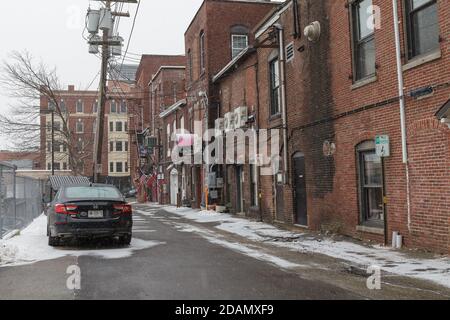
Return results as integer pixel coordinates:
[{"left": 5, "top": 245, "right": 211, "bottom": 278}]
[{"left": 68, "top": 85, "right": 75, "bottom": 92}]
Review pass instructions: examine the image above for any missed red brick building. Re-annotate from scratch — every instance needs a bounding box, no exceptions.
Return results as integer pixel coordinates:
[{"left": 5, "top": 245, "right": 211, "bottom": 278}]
[
  {"left": 184, "top": 0, "right": 279, "bottom": 208},
  {"left": 0, "top": 151, "right": 41, "bottom": 169},
  {"left": 39, "top": 82, "right": 135, "bottom": 192},
  {"left": 213, "top": 48, "right": 260, "bottom": 215},
  {"left": 130, "top": 55, "right": 185, "bottom": 202},
  {"left": 248, "top": 0, "right": 449, "bottom": 253},
  {"left": 151, "top": 66, "right": 187, "bottom": 205}
]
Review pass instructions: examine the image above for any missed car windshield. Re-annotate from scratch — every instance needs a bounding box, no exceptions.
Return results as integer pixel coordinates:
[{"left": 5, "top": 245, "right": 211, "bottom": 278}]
[{"left": 64, "top": 186, "right": 122, "bottom": 199}]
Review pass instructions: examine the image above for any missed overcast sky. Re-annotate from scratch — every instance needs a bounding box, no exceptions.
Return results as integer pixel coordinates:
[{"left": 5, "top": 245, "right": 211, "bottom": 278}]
[{"left": 0, "top": 0, "right": 204, "bottom": 149}]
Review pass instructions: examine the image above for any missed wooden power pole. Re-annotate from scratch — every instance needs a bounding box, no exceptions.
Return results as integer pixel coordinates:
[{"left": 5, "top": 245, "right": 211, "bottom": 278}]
[{"left": 91, "top": 0, "right": 137, "bottom": 183}]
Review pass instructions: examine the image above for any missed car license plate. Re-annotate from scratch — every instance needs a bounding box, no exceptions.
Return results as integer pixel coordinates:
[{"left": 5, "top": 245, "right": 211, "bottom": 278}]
[{"left": 88, "top": 210, "right": 104, "bottom": 218}]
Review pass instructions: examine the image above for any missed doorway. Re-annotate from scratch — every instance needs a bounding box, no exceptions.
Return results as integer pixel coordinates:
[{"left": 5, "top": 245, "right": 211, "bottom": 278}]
[
  {"left": 293, "top": 152, "right": 307, "bottom": 226},
  {"left": 170, "top": 168, "right": 179, "bottom": 206},
  {"left": 235, "top": 165, "right": 244, "bottom": 214}
]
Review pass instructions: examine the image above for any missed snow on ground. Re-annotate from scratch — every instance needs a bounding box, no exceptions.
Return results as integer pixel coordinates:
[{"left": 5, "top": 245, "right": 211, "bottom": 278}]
[
  {"left": 0, "top": 214, "right": 164, "bottom": 267},
  {"left": 160, "top": 205, "right": 450, "bottom": 288},
  {"left": 173, "top": 223, "right": 304, "bottom": 270}
]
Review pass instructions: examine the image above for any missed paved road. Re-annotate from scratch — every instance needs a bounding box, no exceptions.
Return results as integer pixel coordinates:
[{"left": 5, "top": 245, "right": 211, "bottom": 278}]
[{"left": 0, "top": 204, "right": 447, "bottom": 300}]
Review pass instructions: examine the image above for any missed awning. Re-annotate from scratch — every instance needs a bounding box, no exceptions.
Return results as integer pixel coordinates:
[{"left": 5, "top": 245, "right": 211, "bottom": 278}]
[{"left": 49, "top": 176, "right": 90, "bottom": 191}]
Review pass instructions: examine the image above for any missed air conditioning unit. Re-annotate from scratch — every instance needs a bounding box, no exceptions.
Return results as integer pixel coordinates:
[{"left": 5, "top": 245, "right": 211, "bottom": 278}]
[
  {"left": 234, "top": 106, "right": 248, "bottom": 129},
  {"left": 224, "top": 113, "right": 235, "bottom": 132},
  {"left": 215, "top": 118, "right": 224, "bottom": 136}
]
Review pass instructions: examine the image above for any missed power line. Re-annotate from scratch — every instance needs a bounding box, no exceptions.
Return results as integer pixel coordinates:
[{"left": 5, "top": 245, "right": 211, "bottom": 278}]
[{"left": 119, "top": 0, "right": 141, "bottom": 75}]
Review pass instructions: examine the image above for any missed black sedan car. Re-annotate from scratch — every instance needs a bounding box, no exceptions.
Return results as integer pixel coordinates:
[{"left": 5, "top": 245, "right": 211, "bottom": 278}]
[{"left": 46, "top": 184, "right": 133, "bottom": 247}]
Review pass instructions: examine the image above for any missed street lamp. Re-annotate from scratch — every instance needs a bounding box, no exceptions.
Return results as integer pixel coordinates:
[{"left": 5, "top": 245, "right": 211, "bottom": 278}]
[{"left": 48, "top": 102, "right": 56, "bottom": 177}]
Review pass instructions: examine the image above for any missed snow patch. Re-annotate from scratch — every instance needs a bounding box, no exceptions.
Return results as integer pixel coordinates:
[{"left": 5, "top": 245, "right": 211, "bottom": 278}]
[
  {"left": 157, "top": 205, "right": 450, "bottom": 288},
  {"left": 0, "top": 214, "right": 164, "bottom": 267}
]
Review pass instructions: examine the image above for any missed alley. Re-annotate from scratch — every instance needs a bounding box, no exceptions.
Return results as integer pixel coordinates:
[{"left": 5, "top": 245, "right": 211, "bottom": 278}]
[{"left": 0, "top": 204, "right": 448, "bottom": 300}]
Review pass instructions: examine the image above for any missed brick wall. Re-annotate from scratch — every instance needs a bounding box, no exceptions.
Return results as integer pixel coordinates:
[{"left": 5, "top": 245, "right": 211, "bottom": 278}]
[{"left": 254, "top": 0, "right": 450, "bottom": 253}]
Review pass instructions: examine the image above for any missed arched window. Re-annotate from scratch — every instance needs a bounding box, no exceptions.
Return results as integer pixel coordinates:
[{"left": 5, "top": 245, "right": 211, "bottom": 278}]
[
  {"left": 230, "top": 25, "right": 249, "bottom": 59},
  {"left": 268, "top": 50, "right": 280, "bottom": 116},
  {"left": 199, "top": 31, "right": 205, "bottom": 73},
  {"left": 187, "top": 49, "right": 193, "bottom": 82},
  {"left": 356, "top": 140, "right": 384, "bottom": 226}
]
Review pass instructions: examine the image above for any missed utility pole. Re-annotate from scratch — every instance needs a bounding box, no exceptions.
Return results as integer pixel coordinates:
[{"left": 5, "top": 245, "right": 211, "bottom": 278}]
[
  {"left": 87, "top": 0, "right": 137, "bottom": 183},
  {"left": 92, "top": 0, "right": 110, "bottom": 183}
]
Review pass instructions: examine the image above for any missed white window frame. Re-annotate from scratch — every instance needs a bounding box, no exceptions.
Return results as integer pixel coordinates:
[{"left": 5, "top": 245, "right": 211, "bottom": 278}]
[
  {"left": 76, "top": 100, "right": 84, "bottom": 113},
  {"left": 231, "top": 34, "right": 248, "bottom": 59}
]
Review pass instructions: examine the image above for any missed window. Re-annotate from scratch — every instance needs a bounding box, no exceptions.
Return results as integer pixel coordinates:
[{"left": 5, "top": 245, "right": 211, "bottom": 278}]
[
  {"left": 47, "top": 122, "right": 51, "bottom": 132},
  {"left": 63, "top": 162, "right": 67, "bottom": 170},
  {"left": 110, "top": 162, "right": 114, "bottom": 173},
  {"left": 405, "top": 0, "right": 439, "bottom": 59},
  {"left": 120, "top": 100, "right": 127, "bottom": 114},
  {"left": 116, "top": 141, "right": 123, "bottom": 152},
  {"left": 60, "top": 100, "right": 66, "bottom": 113},
  {"left": 109, "top": 121, "right": 114, "bottom": 132},
  {"left": 53, "top": 163, "right": 61, "bottom": 171},
  {"left": 269, "top": 58, "right": 281, "bottom": 116},
  {"left": 116, "top": 121, "right": 123, "bottom": 132},
  {"left": 357, "top": 141, "right": 383, "bottom": 226},
  {"left": 76, "top": 120, "right": 84, "bottom": 133},
  {"left": 93, "top": 100, "right": 98, "bottom": 113},
  {"left": 110, "top": 141, "right": 114, "bottom": 152},
  {"left": 77, "top": 138, "right": 84, "bottom": 152},
  {"left": 47, "top": 163, "right": 51, "bottom": 170},
  {"left": 47, "top": 142, "right": 51, "bottom": 152},
  {"left": 231, "top": 34, "right": 248, "bottom": 59},
  {"left": 54, "top": 121, "right": 61, "bottom": 132},
  {"left": 199, "top": 31, "right": 205, "bottom": 73},
  {"left": 65, "top": 186, "right": 121, "bottom": 199},
  {"left": 125, "top": 162, "right": 129, "bottom": 172},
  {"left": 116, "top": 162, "right": 123, "bottom": 173},
  {"left": 351, "top": 0, "right": 376, "bottom": 81},
  {"left": 187, "top": 49, "right": 193, "bottom": 82},
  {"left": 125, "top": 141, "right": 129, "bottom": 152},
  {"left": 124, "top": 122, "right": 128, "bottom": 132},
  {"left": 110, "top": 100, "right": 117, "bottom": 113},
  {"left": 250, "top": 164, "right": 257, "bottom": 206},
  {"left": 167, "top": 123, "right": 171, "bottom": 157},
  {"left": 76, "top": 100, "right": 84, "bottom": 113}
]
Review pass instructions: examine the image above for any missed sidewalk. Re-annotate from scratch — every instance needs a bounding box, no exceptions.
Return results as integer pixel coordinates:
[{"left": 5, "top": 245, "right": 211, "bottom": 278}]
[{"left": 144, "top": 204, "right": 449, "bottom": 290}]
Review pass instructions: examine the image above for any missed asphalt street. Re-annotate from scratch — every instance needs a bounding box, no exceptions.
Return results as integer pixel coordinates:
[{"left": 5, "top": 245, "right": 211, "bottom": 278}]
[{"left": 0, "top": 204, "right": 448, "bottom": 300}]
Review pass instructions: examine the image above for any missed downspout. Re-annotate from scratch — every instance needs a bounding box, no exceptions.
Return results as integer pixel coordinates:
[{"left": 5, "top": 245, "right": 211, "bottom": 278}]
[
  {"left": 274, "top": 24, "right": 289, "bottom": 184},
  {"left": 392, "top": 0, "right": 411, "bottom": 231},
  {"left": 254, "top": 62, "right": 262, "bottom": 221}
]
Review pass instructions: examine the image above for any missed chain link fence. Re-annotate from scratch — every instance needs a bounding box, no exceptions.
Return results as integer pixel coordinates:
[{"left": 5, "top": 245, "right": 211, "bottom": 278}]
[{"left": 0, "top": 162, "right": 44, "bottom": 239}]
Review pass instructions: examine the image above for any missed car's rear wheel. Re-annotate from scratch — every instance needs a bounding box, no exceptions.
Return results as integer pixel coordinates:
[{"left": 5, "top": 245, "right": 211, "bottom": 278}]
[
  {"left": 120, "top": 234, "right": 132, "bottom": 246},
  {"left": 48, "top": 236, "right": 60, "bottom": 247}
]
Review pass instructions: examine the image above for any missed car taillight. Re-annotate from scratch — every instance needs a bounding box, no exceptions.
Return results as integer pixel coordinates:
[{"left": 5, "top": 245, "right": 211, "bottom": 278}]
[
  {"left": 55, "top": 204, "right": 78, "bottom": 214},
  {"left": 113, "top": 204, "right": 132, "bottom": 214}
]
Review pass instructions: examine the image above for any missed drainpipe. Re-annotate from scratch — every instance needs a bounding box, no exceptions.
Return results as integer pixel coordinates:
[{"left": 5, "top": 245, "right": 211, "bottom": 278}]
[
  {"left": 274, "top": 24, "right": 289, "bottom": 184},
  {"left": 392, "top": 0, "right": 411, "bottom": 231}
]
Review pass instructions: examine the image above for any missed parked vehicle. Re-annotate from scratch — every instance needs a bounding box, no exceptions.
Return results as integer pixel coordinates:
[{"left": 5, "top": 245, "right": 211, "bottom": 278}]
[
  {"left": 46, "top": 184, "right": 133, "bottom": 247},
  {"left": 125, "top": 188, "right": 137, "bottom": 198}
]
